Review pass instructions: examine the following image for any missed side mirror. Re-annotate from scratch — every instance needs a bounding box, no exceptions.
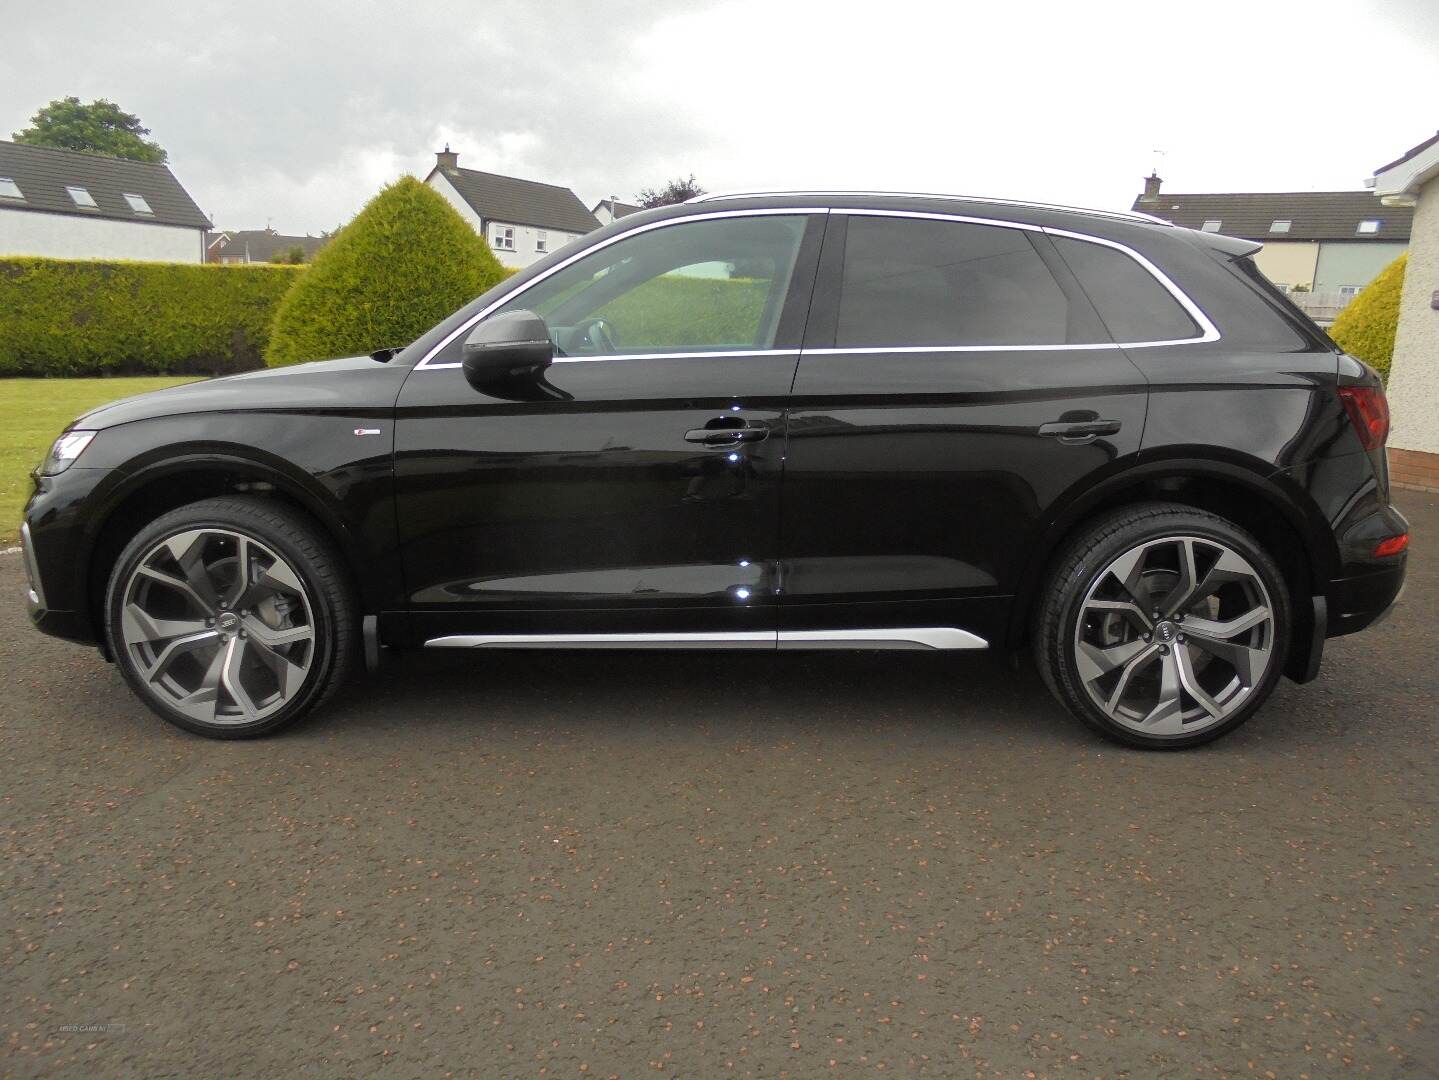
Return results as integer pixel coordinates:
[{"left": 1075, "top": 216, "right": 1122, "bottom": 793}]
[{"left": 462, "top": 310, "right": 554, "bottom": 391}]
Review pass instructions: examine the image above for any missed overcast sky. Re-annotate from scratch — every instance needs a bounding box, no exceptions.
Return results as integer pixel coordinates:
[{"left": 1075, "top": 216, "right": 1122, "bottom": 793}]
[{"left": 4, "top": 0, "right": 1437, "bottom": 234}]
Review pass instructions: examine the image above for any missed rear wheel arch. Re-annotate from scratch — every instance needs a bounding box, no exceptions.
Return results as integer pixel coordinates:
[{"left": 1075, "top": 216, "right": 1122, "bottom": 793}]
[
  {"left": 1009, "top": 458, "right": 1333, "bottom": 656},
  {"left": 84, "top": 455, "right": 376, "bottom": 641}
]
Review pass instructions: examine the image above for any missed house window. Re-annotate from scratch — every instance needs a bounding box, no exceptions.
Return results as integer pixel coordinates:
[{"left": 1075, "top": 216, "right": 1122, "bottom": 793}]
[
  {"left": 123, "top": 193, "right": 153, "bottom": 215},
  {"left": 535, "top": 231, "right": 548, "bottom": 253},
  {"left": 66, "top": 185, "right": 98, "bottom": 209},
  {"left": 493, "top": 225, "right": 515, "bottom": 251},
  {"left": 1357, "top": 220, "right": 1380, "bottom": 234},
  {"left": 0, "top": 177, "right": 23, "bottom": 200},
  {"left": 1269, "top": 220, "right": 1291, "bottom": 233},
  {"left": 1200, "top": 220, "right": 1222, "bottom": 232},
  {"left": 1339, "top": 285, "right": 1362, "bottom": 298}
]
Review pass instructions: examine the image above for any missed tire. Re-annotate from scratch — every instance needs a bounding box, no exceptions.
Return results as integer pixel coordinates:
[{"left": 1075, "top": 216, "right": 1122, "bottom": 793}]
[
  {"left": 104, "top": 496, "right": 358, "bottom": 739},
  {"left": 1034, "top": 502, "right": 1291, "bottom": 750}
]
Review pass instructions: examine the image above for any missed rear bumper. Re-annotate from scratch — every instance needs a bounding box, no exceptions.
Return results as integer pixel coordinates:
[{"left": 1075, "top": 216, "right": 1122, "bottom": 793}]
[{"left": 1326, "top": 560, "right": 1406, "bottom": 638}]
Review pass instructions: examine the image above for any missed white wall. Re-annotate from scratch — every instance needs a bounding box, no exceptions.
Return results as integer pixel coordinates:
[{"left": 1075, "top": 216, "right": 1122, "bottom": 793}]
[
  {"left": 0, "top": 208, "right": 204, "bottom": 262},
  {"left": 426, "top": 172, "right": 582, "bottom": 270},
  {"left": 1386, "top": 175, "right": 1439, "bottom": 455}
]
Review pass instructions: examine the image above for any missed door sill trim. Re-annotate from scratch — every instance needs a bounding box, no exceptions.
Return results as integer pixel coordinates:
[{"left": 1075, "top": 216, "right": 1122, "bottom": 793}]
[{"left": 423, "top": 627, "right": 987, "bottom": 651}]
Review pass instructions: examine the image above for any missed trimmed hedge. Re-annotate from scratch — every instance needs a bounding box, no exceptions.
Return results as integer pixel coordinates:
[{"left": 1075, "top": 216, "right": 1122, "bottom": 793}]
[
  {"left": 0, "top": 257, "right": 302, "bottom": 377},
  {"left": 266, "top": 176, "right": 508, "bottom": 366},
  {"left": 1329, "top": 253, "right": 1406, "bottom": 381},
  {"left": 591, "top": 275, "right": 769, "bottom": 348}
]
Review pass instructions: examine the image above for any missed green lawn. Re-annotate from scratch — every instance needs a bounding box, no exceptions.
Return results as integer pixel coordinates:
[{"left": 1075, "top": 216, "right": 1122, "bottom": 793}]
[{"left": 2, "top": 377, "right": 196, "bottom": 542}]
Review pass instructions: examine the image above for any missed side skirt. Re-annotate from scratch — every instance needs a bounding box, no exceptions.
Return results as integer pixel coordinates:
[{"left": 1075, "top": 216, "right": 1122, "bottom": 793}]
[{"left": 423, "top": 628, "right": 988, "bottom": 651}]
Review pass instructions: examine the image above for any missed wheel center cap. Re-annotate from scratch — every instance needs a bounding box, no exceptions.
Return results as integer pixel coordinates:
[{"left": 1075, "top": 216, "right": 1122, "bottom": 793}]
[
  {"left": 217, "top": 611, "right": 240, "bottom": 634},
  {"left": 1155, "top": 620, "right": 1177, "bottom": 644}
]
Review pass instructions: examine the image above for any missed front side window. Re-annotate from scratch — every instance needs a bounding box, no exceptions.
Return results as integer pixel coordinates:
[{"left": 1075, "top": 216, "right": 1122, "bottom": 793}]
[
  {"left": 485, "top": 214, "right": 809, "bottom": 357},
  {"left": 834, "top": 216, "right": 1093, "bottom": 348},
  {"left": 1050, "top": 236, "right": 1200, "bottom": 343},
  {"left": 493, "top": 225, "right": 515, "bottom": 250}
]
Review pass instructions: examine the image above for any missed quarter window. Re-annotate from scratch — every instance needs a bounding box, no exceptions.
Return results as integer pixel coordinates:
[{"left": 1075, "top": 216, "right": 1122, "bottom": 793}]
[
  {"left": 834, "top": 216, "right": 1093, "bottom": 348},
  {"left": 486, "top": 214, "right": 809, "bottom": 357},
  {"left": 1050, "top": 236, "right": 1200, "bottom": 343}
]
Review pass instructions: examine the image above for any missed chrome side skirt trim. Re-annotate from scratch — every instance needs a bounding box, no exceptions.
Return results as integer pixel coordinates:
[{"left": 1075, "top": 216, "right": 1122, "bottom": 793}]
[{"left": 424, "top": 628, "right": 988, "bottom": 651}]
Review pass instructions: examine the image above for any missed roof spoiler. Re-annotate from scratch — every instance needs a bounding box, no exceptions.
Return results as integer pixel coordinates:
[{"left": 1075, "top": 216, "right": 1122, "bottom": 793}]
[{"left": 1178, "top": 226, "right": 1262, "bottom": 259}]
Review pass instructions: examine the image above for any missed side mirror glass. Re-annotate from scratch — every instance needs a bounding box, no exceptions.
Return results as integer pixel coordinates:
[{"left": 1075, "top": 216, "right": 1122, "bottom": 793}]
[{"left": 461, "top": 310, "right": 555, "bottom": 393}]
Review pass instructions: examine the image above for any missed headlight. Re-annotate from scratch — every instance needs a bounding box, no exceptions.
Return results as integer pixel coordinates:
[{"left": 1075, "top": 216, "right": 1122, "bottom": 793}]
[{"left": 42, "top": 430, "right": 96, "bottom": 475}]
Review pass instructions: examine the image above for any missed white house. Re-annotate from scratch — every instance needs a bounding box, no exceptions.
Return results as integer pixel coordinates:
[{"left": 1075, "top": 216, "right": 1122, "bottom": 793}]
[
  {"left": 0, "top": 140, "right": 210, "bottom": 262},
  {"left": 592, "top": 197, "right": 642, "bottom": 226},
  {"left": 424, "top": 147, "right": 598, "bottom": 269}
]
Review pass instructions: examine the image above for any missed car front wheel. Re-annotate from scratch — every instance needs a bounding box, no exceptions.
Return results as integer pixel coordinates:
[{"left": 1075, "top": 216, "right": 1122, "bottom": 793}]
[
  {"left": 104, "top": 497, "right": 357, "bottom": 738},
  {"left": 1035, "top": 503, "right": 1291, "bottom": 749}
]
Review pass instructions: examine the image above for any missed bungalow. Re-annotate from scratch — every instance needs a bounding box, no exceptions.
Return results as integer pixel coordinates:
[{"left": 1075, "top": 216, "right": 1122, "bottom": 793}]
[
  {"left": 207, "top": 228, "right": 328, "bottom": 264},
  {"left": 592, "top": 197, "right": 642, "bottom": 226},
  {"left": 424, "top": 147, "right": 598, "bottom": 269},
  {"left": 0, "top": 140, "right": 210, "bottom": 262}
]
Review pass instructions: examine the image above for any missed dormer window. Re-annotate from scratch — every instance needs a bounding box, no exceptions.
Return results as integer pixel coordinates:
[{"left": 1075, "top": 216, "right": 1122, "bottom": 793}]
[
  {"left": 0, "top": 177, "right": 23, "bottom": 200},
  {"left": 1200, "top": 219, "right": 1222, "bottom": 232},
  {"left": 1269, "top": 220, "right": 1291, "bottom": 233},
  {"left": 123, "top": 193, "right": 153, "bottom": 215},
  {"left": 66, "top": 185, "right": 98, "bottom": 209},
  {"left": 1357, "top": 220, "right": 1380, "bottom": 234}
]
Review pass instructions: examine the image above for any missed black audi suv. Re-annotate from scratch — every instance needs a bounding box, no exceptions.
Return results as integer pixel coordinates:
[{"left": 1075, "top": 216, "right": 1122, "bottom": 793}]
[{"left": 22, "top": 191, "right": 1408, "bottom": 747}]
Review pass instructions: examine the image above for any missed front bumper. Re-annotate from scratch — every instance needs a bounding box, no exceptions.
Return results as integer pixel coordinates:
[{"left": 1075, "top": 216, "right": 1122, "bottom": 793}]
[{"left": 23, "top": 466, "right": 114, "bottom": 647}]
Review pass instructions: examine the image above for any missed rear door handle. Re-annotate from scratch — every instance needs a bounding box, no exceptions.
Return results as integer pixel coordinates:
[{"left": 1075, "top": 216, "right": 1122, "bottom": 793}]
[
  {"left": 685, "top": 418, "right": 770, "bottom": 446},
  {"left": 1038, "top": 419, "right": 1122, "bottom": 441}
]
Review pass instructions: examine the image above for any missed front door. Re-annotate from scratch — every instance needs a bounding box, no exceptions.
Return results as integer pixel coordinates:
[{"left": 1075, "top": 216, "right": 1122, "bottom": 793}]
[
  {"left": 393, "top": 211, "right": 823, "bottom": 645},
  {"left": 780, "top": 210, "right": 1155, "bottom": 648}
]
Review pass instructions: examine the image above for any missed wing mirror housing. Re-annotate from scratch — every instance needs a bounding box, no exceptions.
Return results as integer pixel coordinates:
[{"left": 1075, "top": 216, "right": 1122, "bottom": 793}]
[{"left": 461, "top": 310, "right": 554, "bottom": 392}]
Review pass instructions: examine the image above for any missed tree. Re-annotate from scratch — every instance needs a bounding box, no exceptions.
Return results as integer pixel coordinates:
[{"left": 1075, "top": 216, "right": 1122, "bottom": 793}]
[
  {"left": 13, "top": 97, "right": 167, "bottom": 162},
  {"left": 636, "top": 174, "right": 705, "bottom": 209},
  {"left": 1329, "top": 253, "right": 1406, "bottom": 382},
  {"left": 270, "top": 245, "right": 308, "bottom": 265},
  {"left": 266, "top": 176, "right": 508, "bottom": 366}
]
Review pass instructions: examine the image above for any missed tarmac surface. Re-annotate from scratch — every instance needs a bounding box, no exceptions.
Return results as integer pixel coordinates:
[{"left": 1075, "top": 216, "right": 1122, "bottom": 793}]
[{"left": 3, "top": 490, "right": 1436, "bottom": 1077}]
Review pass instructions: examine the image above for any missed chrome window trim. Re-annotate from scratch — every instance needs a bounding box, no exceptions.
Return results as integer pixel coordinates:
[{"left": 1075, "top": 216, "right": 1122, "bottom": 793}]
[
  {"left": 424, "top": 627, "right": 988, "bottom": 651},
  {"left": 415, "top": 203, "right": 1218, "bottom": 371},
  {"left": 414, "top": 207, "right": 828, "bottom": 370}
]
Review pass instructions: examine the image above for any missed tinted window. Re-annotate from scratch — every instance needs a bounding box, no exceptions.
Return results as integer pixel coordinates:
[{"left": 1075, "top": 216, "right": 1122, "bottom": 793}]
[
  {"left": 836, "top": 216, "right": 1091, "bottom": 347},
  {"left": 1051, "top": 236, "right": 1200, "bottom": 343},
  {"left": 491, "top": 214, "right": 808, "bottom": 357}
]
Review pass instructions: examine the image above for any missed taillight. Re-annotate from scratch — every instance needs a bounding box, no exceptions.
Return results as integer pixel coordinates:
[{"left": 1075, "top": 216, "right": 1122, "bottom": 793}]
[
  {"left": 1373, "top": 534, "right": 1408, "bottom": 558},
  {"left": 1338, "top": 385, "right": 1390, "bottom": 451}
]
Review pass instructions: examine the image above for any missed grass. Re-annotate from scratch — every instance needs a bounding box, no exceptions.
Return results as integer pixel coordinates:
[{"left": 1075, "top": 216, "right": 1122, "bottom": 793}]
[{"left": 1, "top": 377, "right": 196, "bottom": 542}]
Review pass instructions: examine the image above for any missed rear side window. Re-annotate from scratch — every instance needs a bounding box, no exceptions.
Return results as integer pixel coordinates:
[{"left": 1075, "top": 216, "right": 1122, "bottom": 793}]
[
  {"left": 1050, "top": 236, "right": 1200, "bottom": 343},
  {"left": 836, "top": 216, "right": 1101, "bottom": 348}
]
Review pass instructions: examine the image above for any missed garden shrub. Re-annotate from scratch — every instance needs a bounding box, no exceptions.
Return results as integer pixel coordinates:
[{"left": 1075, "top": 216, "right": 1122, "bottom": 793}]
[
  {"left": 266, "top": 176, "right": 507, "bottom": 366},
  {"left": 1329, "top": 253, "right": 1406, "bottom": 381},
  {"left": 0, "top": 258, "right": 302, "bottom": 376}
]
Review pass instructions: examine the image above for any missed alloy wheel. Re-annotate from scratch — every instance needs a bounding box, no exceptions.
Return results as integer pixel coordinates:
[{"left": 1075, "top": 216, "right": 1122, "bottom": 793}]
[
  {"left": 1073, "top": 535, "right": 1275, "bottom": 737},
  {"left": 118, "top": 528, "right": 316, "bottom": 725}
]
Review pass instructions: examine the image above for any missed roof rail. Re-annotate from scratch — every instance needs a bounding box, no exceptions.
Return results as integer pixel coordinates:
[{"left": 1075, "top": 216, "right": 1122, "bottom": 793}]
[{"left": 686, "top": 189, "right": 1172, "bottom": 226}]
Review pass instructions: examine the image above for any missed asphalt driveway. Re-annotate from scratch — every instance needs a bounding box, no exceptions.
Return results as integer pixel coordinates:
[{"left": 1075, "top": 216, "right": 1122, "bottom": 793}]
[{"left": 4, "top": 491, "right": 1436, "bottom": 1077}]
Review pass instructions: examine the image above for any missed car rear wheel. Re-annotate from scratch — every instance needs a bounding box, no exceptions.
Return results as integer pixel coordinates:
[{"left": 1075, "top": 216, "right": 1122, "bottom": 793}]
[
  {"left": 1035, "top": 503, "right": 1291, "bottom": 749},
  {"left": 105, "top": 497, "right": 357, "bottom": 738}
]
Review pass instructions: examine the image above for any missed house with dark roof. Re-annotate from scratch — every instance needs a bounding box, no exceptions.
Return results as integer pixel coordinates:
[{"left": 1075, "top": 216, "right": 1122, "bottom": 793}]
[
  {"left": 206, "top": 228, "right": 329, "bottom": 264},
  {"left": 1133, "top": 174, "right": 1411, "bottom": 308},
  {"left": 0, "top": 140, "right": 210, "bottom": 262},
  {"left": 424, "top": 147, "right": 598, "bottom": 269},
  {"left": 592, "top": 197, "right": 642, "bottom": 226}
]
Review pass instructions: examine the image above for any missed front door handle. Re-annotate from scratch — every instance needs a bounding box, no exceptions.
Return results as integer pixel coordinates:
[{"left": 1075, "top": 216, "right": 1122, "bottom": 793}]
[
  {"left": 685, "top": 417, "right": 770, "bottom": 446},
  {"left": 1038, "top": 419, "right": 1122, "bottom": 441}
]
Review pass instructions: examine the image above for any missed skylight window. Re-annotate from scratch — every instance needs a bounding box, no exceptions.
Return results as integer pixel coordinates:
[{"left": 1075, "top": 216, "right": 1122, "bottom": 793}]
[
  {"left": 123, "top": 193, "right": 153, "bottom": 215},
  {"left": 0, "top": 177, "right": 23, "bottom": 200},
  {"left": 66, "top": 185, "right": 98, "bottom": 209},
  {"left": 1357, "top": 220, "right": 1380, "bottom": 234},
  {"left": 1269, "top": 219, "right": 1292, "bottom": 233},
  {"left": 1200, "top": 219, "right": 1222, "bottom": 232}
]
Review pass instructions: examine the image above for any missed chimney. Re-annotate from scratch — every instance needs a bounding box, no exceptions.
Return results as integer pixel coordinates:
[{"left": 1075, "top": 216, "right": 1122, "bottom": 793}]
[
  {"left": 436, "top": 144, "right": 458, "bottom": 171},
  {"left": 1139, "top": 171, "right": 1163, "bottom": 203}
]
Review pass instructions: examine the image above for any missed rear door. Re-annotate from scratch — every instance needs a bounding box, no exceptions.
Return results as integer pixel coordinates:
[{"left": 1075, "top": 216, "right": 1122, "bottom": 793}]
[
  {"left": 393, "top": 210, "right": 823, "bottom": 645},
  {"left": 779, "top": 210, "right": 1155, "bottom": 647}
]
